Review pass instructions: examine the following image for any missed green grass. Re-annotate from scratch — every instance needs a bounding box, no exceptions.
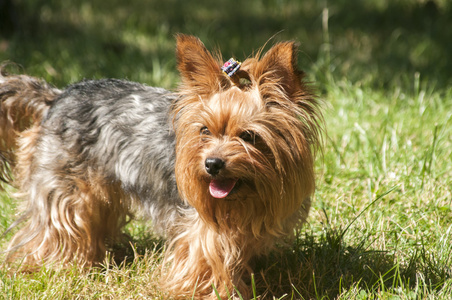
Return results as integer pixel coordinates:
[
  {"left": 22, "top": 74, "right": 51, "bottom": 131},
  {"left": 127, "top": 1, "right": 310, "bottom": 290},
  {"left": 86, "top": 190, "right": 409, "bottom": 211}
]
[{"left": 1, "top": 0, "right": 452, "bottom": 299}]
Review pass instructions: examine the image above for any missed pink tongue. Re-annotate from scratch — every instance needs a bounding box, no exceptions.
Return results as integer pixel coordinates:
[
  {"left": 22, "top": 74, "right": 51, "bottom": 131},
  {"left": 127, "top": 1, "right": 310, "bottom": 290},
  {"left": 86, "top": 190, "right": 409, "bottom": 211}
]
[{"left": 209, "top": 179, "right": 237, "bottom": 199}]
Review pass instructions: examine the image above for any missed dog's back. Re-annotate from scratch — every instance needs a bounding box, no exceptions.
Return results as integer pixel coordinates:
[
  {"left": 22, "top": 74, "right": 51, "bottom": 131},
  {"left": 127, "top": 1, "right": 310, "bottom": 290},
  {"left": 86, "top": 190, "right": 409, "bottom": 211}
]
[
  {"left": 42, "top": 79, "right": 182, "bottom": 230},
  {"left": 44, "top": 79, "right": 178, "bottom": 203},
  {"left": 0, "top": 71, "right": 182, "bottom": 267}
]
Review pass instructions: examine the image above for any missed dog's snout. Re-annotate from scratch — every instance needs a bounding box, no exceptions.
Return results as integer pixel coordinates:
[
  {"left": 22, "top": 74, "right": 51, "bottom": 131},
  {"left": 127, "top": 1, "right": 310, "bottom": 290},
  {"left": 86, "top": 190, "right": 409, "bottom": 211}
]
[{"left": 205, "top": 157, "right": 224, "bottom": 175}]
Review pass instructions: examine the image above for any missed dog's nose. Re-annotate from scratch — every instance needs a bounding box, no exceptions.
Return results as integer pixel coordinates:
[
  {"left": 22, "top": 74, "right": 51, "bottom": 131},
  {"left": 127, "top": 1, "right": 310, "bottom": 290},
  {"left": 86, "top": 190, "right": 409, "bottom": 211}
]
[{"left": 205, "top": 157, "right": 224, "bottom": 176}]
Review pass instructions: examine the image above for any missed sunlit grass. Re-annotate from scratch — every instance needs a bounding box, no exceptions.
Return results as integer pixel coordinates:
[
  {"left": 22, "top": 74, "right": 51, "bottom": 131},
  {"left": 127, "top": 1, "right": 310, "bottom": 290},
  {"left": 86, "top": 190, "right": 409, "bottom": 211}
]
[{"left": 1, "top": 0, "right": 451, "bottom": 299}]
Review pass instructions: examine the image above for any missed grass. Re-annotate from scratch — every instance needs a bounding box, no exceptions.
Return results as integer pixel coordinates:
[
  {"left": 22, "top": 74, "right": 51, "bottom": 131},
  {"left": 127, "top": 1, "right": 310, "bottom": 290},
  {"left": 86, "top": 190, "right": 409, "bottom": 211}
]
[{"left": 1, "top": 0, "right": 452, "bottom": 299}]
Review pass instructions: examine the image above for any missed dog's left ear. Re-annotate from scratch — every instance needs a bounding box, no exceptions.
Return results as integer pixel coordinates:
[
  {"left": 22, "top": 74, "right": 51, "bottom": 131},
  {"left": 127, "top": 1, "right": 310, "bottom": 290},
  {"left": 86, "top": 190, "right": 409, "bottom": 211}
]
[
  {"left": 176, "top": 34, "right": 230, "bottom": 95},
  {"left": 255, "top": 41, "right": 304, "bottom": 99}
]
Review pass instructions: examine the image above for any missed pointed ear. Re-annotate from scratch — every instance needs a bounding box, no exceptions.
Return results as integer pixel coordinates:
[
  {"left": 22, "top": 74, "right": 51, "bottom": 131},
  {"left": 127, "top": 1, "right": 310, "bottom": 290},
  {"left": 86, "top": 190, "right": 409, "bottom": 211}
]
[
  {"left": 176, "top": 34, "right": 230, "bottom": 95},
  {"left": 255, "top": 42, "right": 304, "bottom": 98}
]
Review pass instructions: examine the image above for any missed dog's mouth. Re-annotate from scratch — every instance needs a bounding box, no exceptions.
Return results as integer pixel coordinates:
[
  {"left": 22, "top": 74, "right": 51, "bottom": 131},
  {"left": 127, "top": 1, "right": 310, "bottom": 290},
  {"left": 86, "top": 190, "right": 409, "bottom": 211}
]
[{"left": 209, "top": 178, "right": 239, "bottom": 199}]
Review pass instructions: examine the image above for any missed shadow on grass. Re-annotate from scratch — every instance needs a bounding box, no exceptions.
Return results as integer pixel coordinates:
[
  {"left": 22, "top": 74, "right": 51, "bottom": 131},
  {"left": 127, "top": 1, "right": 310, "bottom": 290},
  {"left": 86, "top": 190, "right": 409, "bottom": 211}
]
[
  {"left": 1, "top": 0, "right": 451, "bottom": 89},
  {"left": 251, "top": 225, "right": 451, "bottom": 299},
  {"left": 326, "top": 0, "right": 452, "bottom": 89},
  {"left": 109, "top": 224, "right": 166, "bottom": 267},
  {"left": 252, "top": 228, "right": 403, "bottom": 299},
  {"left": 109, "top": 223, "right": 450, "bottom": 299}
]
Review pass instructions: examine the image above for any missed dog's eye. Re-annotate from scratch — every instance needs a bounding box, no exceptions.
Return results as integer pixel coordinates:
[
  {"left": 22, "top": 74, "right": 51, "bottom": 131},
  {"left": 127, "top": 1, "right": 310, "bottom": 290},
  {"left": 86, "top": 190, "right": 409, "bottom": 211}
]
[
  {"left": 240, "top": 131, "right": 255, "bottom": 143},
  {"left": 200, "top": 127, "right": 211, "bottom": 136}
]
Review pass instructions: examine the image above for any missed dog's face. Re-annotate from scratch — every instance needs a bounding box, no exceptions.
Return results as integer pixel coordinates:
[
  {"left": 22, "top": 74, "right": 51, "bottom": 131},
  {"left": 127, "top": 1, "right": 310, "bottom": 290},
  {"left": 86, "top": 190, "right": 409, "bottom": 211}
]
[
  {"left": 173, "top": 35, "right": 321, "bottom": 236},
  {"left": 177, "top": 86, "right": 266, "bottom": 200}
]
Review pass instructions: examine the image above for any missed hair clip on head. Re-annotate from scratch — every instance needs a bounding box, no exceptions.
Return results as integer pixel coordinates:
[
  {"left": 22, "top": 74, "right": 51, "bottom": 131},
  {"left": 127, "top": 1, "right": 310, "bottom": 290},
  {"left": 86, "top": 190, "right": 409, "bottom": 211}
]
[{"left": 221, "top": 58, "right": 241, "bottom": 77}]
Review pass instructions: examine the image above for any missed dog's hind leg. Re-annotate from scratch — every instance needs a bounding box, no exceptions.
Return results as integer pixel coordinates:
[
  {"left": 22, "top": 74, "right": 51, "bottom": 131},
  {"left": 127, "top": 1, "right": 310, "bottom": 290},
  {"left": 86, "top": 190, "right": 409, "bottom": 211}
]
[{"left": 5, "top": 126, "right": 131, "bottom": 269}]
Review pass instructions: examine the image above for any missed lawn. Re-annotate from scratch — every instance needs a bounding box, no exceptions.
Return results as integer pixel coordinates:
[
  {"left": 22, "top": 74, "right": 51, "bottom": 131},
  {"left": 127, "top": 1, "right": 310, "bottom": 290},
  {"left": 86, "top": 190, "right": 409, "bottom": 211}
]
[{"left": 1, "top": 0, "right": 451, "bottom": 299}]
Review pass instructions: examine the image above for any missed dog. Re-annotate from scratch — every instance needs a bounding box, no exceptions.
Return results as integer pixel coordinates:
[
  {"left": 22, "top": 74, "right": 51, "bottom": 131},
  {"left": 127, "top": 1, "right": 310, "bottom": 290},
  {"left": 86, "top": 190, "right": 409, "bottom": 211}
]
[{"left": 0, "top": 34, "right": 322, "bottom": 299}]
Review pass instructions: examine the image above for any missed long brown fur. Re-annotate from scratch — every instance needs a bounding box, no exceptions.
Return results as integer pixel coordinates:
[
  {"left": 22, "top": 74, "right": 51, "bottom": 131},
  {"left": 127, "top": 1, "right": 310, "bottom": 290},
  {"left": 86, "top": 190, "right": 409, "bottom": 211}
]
[
  {"left": 7, "top": 126, "right": 131, "bottom": 267},
  {"left": 0, "top": 35, "right": 322, "bottom": 299},
  {"left": 160, "top": 35, "right": 322, "bottom": 299},
  {"left": 1, "top": 69, "right": 133, "bottom": 267}
]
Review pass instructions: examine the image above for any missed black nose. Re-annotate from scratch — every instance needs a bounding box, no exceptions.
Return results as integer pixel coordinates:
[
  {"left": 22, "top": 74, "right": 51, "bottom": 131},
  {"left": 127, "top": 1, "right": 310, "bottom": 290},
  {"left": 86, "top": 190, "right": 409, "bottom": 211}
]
[{"left": 205, "top": 157, "right": 225, "bottom": 176}]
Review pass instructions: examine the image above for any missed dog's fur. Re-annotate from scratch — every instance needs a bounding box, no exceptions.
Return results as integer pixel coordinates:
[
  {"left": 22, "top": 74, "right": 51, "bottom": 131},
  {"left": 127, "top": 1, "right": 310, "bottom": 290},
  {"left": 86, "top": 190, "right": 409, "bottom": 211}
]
[{"left": 0, "top": 35, "right": 322, "bottom": 299}]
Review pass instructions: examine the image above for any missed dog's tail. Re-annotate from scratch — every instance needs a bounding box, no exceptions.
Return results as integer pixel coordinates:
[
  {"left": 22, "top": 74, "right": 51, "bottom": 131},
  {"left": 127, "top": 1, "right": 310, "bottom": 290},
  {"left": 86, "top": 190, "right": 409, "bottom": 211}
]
[{"left": 0, "top": 66, "right": 61, "bottom": 183}]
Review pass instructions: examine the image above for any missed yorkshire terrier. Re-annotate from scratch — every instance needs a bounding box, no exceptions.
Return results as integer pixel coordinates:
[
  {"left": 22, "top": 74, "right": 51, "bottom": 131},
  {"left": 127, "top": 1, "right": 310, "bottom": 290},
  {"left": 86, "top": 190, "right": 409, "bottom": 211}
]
[{"left": 0, "top": 35, "right": 322, "bottom": 299}]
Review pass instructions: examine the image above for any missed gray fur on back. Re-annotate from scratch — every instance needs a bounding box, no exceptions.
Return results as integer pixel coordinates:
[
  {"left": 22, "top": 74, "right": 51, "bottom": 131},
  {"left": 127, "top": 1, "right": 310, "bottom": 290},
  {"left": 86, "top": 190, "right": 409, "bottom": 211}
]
[{"left": 42, "top": 79, "right": 186, "bottom": 235}]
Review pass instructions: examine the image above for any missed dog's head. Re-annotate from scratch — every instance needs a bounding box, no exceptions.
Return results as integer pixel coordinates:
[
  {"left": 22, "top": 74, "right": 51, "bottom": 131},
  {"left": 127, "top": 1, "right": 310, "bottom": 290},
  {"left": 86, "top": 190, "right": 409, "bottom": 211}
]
[{"left": 172, "top": 35, "right": 322, "bottom": 237}]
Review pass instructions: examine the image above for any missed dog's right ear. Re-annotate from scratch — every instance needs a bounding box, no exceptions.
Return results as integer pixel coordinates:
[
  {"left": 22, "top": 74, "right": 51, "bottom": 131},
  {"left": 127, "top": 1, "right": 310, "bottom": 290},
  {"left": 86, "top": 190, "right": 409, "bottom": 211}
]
[{"left": 176, "top": 34, "right": 230, "bottom": 95}]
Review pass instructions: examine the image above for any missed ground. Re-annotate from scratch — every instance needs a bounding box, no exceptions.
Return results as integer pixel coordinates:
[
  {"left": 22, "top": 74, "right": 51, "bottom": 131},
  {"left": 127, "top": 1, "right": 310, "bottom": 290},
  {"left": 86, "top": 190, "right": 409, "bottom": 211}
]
[{"left": 1, "top": 0, "right": 451, "bottom": 299}]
